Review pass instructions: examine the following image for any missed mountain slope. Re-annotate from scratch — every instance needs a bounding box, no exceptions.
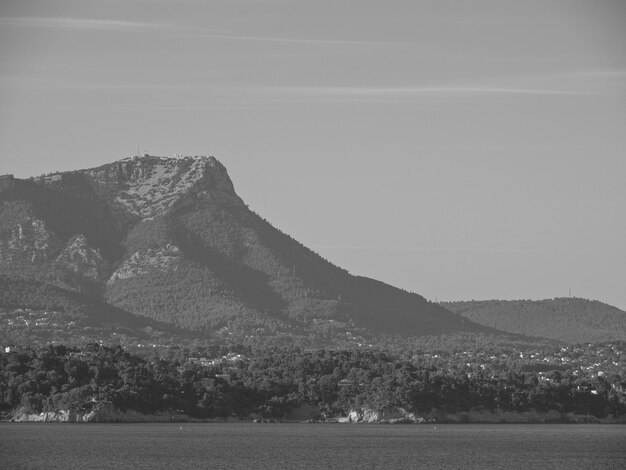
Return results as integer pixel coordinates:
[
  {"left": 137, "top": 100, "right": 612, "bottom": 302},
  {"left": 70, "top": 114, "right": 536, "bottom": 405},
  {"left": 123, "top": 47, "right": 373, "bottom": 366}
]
[
  {"left": 0, "top": 274, "right": 196, "bottom": 347},
  {"left": 441, "top": 298, "right": 626, "bottom": 344},
  {"left": 1, "top": 155, "right": 491, "bottom": 344}
]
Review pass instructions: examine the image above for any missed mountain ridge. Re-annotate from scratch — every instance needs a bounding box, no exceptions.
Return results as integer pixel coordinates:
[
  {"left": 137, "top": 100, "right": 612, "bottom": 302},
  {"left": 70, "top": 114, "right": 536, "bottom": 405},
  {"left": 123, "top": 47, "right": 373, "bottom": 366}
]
[
  {"left": 441, "top": 297, "right": 626, "bottom": 344},
  {"left": 1, "top": 154, "right": 492, "bottom": 346}
]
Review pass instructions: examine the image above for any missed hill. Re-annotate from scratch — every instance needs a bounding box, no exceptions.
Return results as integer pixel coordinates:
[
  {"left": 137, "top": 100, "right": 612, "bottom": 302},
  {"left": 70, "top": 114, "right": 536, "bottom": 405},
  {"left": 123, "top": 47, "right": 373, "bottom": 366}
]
[
  {"left": 0, "top": 155, "right": 494, "bottom": 347},
  {"left": 440, "top": 298, "right": 626, "bottom": 344}
]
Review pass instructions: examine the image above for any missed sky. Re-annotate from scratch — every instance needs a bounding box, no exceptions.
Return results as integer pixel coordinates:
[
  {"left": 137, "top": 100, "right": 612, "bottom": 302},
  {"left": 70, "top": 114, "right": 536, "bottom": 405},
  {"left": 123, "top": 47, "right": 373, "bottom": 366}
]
[{"left": 1, "top": 1, "right": 625, "bottom": 309}]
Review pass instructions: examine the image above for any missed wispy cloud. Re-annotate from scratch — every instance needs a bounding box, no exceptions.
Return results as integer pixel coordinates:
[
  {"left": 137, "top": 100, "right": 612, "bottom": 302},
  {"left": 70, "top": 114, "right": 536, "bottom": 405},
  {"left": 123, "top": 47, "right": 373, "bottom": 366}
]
[
  {"left": 123, "top": 104, "right": 261, "bottom": 111},
  {"left": 184, "top": 32, "right": 391, "bottom": 46},
  {"left": 563, "top": 69, "right": 626, "bottom": 79},
  {"left": 0, "top": 16, "right": 167, "bottom": 32},
  {"left": 0, "top": 75, "right": 176, "bottom": 91},
  {"left": 253, "top": 85, "right": 607, "bottom": 100},
  {"left": 0, "top": 16, "right": 391, "bottom": 45}
]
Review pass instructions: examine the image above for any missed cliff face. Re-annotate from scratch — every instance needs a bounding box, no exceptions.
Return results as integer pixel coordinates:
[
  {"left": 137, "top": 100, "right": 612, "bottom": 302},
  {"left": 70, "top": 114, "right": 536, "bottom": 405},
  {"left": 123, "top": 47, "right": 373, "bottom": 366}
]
[
  {"left": 0, "top": 217, "right": 59, "bottom": 264},
  {"left": 338, "top": 407, "right": 607, "bottom": 424},
  {"left": 56, "top": 234, "right": 108, "bottom": 281},
  {"left": 10, "top": 403, "right": 193, "bottom": 423},
  {"left": 80, "top": 156, "right": 244, "bottom": 219},
  {"left": 0, "top": 154, "right": 490, "bottom": 344}
]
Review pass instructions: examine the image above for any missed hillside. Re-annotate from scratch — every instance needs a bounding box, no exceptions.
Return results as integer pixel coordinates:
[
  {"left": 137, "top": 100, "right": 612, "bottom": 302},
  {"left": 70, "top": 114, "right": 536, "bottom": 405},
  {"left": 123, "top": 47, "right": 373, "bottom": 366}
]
[
  {"left": 441, "top": 298, "right": 626, "bottom": 344},
  {"left": 0, "top": 155, "right": 494, "bottom": 347},
  {"left": 0, "top": 275, "right": 199, "bottom": 347}
]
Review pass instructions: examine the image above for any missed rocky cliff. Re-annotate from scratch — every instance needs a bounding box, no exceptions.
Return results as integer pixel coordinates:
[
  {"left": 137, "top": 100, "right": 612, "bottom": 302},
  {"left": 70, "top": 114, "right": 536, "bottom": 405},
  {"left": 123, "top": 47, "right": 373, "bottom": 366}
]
[
  {"left": 10, "top": 402, "right": 193, "bottom": 423},
  {"left": 337, "top": 406, "right": 617, "bottom": 424}
]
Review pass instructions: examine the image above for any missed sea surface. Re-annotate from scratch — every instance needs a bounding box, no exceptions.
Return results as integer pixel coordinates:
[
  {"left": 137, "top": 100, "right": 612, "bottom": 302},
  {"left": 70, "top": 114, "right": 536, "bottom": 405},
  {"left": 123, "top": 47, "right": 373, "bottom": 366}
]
[{"left": 1, "top": 423, "right": 625, "bottom": 469}]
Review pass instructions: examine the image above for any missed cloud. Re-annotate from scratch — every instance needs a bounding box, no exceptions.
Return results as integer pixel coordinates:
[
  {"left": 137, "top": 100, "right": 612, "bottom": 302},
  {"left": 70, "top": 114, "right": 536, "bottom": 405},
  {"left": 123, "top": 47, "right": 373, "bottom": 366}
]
[
  {"left": 0, "top": 16, "right": 391, "bottom": 46},
  {"left": 185, "top": 32, "right": 391, "bottom": 46},
  {"left": 254, "top": 85, "right": 607, "bottom": 100},
  {"left": 0, "top": 17, "right": 167, "bottom": 32},
  {"left": 564, "top": 69, "right": 626, "bottom": 79},
  {"left": 0, "top": 75, "right": 176, "bottom": 91}
]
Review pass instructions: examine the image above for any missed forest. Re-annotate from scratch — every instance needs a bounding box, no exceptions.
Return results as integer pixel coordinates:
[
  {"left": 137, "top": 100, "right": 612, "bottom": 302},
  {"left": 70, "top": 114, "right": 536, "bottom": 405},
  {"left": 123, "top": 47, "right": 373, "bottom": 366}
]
[{"left": 1, "top": 344, "right": 624, "bottom": 422}]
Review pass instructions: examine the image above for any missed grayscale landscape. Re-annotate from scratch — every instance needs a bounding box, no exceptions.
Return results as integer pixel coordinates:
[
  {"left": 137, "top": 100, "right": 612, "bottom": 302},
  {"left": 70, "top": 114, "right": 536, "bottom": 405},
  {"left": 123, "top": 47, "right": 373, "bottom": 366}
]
[{"left": 1, "top": 1, "right": 625, "bottom": 468}]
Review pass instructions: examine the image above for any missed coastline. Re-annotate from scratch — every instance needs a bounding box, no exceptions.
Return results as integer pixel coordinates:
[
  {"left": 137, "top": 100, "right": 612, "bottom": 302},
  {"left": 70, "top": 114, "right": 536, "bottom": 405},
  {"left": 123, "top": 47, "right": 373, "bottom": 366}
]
[{"left": 6, "top": 405, "right": 626, "bottom": 424}]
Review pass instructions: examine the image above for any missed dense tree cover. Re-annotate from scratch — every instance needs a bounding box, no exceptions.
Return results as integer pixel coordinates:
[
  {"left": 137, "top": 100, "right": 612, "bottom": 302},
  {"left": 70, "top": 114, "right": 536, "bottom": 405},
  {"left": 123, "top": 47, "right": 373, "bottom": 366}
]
[
  {"left": 2, "top": 345, "right": 624, "bottom": 421},
  {"left": 0, "top": 276, "right": 503, "bottom": 352},
  {"left": 0, "top": 276, "right": 82, "bottom": 314},
  {"left": 0, "top": 277, "right": 207, "bottom": 352},
  {"left": 0, "top": 277, "right": 193, "bottom": 334},
  {"left": 442, "top": 298, "right": 626, "bottom": 344}
]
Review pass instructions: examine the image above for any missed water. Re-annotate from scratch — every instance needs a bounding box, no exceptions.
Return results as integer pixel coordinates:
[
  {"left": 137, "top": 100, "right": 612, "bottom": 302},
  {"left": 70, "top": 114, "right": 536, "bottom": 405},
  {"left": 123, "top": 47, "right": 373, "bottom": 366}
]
[{"left": 1, "top": 423, "right": 624, "bottom": 469}]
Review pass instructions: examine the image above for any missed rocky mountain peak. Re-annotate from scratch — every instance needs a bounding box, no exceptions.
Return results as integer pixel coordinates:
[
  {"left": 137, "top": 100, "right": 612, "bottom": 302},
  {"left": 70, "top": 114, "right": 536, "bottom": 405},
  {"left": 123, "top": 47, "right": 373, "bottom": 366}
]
[
  {"left": 63, "top": 154, "right": 245, "bottom": 219},
  {"left": 28, "top": 155, "right": 243, "bottom": 221}
]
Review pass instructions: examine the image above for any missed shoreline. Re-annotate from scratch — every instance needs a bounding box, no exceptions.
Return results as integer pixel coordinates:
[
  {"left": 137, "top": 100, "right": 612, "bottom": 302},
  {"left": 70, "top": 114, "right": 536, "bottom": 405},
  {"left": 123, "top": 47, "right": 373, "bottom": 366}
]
[{"left": 5, "top": 407, "right": 626, "bottom": 425}]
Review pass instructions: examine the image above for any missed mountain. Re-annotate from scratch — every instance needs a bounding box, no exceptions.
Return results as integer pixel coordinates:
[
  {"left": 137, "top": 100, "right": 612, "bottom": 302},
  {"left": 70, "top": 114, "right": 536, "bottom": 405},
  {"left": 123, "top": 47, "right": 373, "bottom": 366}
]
[
  {"left": 0, "top": 155, "right": 492, "bottom": 347},
  {"left": 441, "top": 298, "right": 626, "bottom": 344}
]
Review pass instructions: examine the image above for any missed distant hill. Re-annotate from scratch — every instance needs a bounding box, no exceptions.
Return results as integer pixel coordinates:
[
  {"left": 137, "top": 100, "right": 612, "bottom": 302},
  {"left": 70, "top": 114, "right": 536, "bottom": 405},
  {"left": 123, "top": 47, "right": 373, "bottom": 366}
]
[
  {"left": 440, "top": 298, "right": 626, "bottom": 344},
  {"left": 0, "top": 155, "right": 494, "bottom": 347}
]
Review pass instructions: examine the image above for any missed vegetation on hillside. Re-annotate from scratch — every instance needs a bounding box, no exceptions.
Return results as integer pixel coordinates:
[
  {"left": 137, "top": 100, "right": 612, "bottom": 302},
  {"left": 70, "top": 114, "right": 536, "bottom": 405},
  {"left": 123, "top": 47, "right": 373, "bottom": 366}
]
[
  {"left": 0, "top": 276, "right": 196, "bottom": 347},
  {"left": 442, "top": 298, "right": 626, "bottom": 344}
]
